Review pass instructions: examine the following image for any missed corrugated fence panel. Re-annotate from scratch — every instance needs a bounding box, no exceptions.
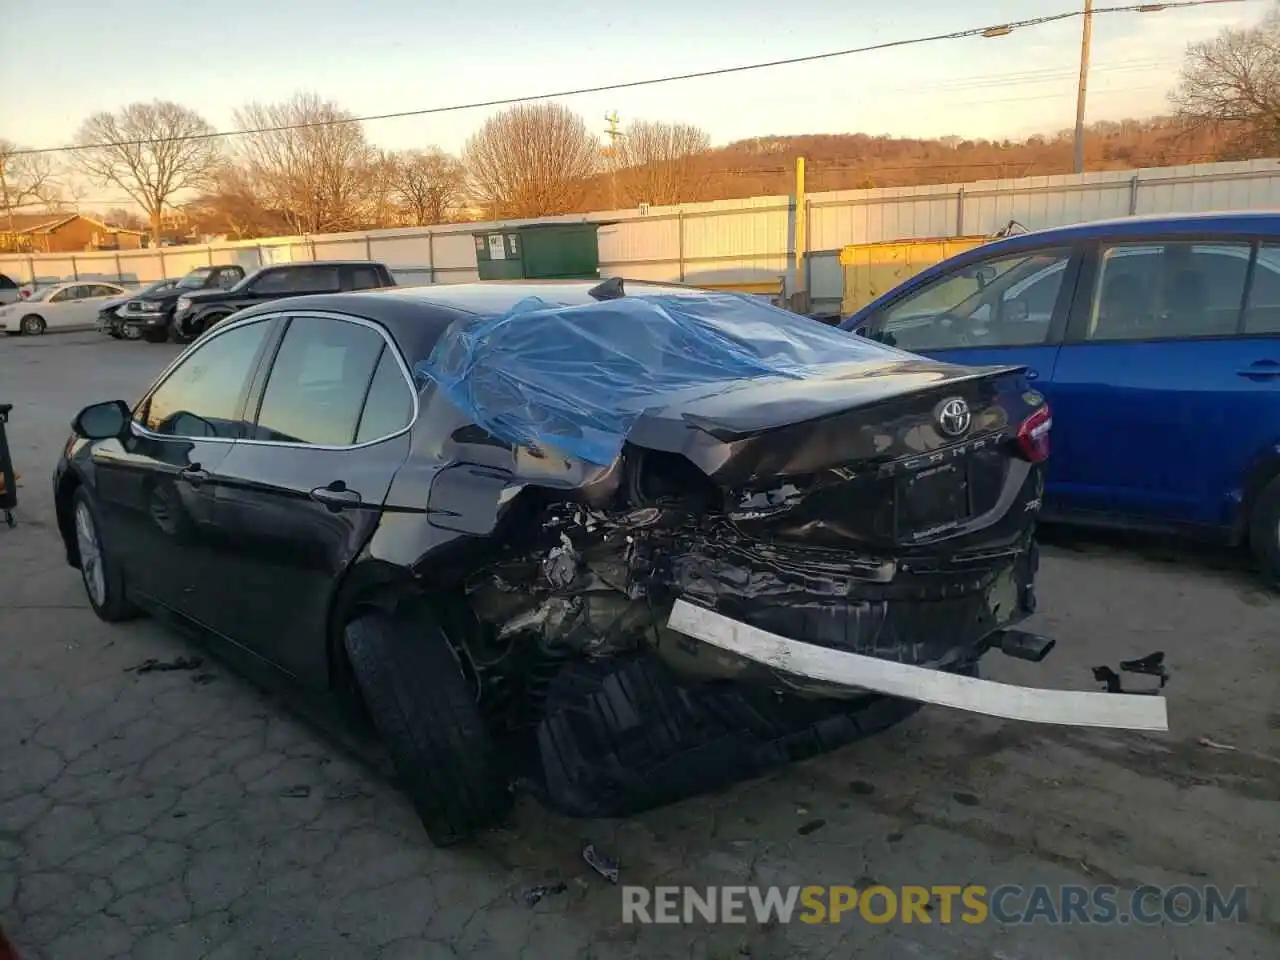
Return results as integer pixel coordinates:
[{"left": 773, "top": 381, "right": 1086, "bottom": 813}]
[
  {"left": 597, "top": 218, "right": 679, "bottom": 276},
  {"left": 5, "top": 159, "right": 1277, "bottom": 294},
  {"left": 159, "top": 248, "right": 212, "bottom": 276},
  {"left": 313, "top": 238, "right": 372, "bottom": 261}
]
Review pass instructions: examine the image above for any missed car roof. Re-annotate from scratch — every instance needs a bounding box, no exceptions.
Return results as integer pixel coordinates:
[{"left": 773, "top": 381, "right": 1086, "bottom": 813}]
[
  {"left": 229, "top": 280, "right": 729, "bottom": 362},
  {"left": 975, "top": 210, "right": 1280, "bottom": 254},
  {"left": 258, "top": 260, "right": 388, "bottom": 268}
]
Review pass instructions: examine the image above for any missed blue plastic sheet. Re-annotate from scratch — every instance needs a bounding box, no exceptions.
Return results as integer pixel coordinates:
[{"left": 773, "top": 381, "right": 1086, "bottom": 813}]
[{"left": 415, "top": 293, "right": 901, "bottom": 466}]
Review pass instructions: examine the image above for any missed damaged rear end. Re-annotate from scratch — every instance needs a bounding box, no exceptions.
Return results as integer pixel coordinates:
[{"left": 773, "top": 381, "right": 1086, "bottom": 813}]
[{"left": 410, "top": 291, "right": 1159, "bottom": 818}]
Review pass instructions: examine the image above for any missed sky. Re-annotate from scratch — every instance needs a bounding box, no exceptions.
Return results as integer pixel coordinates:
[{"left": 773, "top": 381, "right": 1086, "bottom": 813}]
[{"left": 0, "top": 0, "right": 1269, "bottom": 210}]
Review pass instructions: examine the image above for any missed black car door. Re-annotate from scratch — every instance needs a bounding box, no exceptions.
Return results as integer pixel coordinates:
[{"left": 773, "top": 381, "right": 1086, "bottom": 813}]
[
  {"left": 90, "top": 317, "right": 280, "bottom": 619},
  {"left": 201, "top": 310, "right": 417, "bottom": 688}
]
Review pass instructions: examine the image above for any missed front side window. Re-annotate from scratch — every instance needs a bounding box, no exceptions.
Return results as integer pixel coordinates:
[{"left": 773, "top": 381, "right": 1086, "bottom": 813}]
[
  {"left": 252, "top": 316, "right": 387, "bottom": 445},
  {"left": 1244, "top": 244, "right": 1280, "bottom": 335},
  {"left": 871, "top": 247, "right": 1072, "bottom": 352},
  {"left": 177, "top": 268, "right": 215, "bottom": 289},
  {"left": 1086, "top": 241, "right": 1251, "bottom": 342},
  {"left": 140, "top": 320, "right": 273, "bottom": 438}
]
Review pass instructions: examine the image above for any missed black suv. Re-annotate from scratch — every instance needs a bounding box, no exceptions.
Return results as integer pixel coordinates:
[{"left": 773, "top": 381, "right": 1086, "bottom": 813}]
[
  {"left": 166, "top": 261, "right": 397, "bottom": 343},
  {"left": 51, "top": 281, "right": 1096, "bottom": 848},
  {"left": 121, "top": 265, "right": 246, "bottom": 343}
]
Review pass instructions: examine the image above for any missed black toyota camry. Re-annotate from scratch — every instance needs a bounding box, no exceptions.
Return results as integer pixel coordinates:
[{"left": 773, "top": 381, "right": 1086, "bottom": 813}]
[{"left": 53, "top": 278, "right": 1065, "bottom": 846}]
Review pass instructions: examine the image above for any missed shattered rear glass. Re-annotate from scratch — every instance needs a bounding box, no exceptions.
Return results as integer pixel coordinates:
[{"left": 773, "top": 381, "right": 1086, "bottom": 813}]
[{"left": 414, "top": 293, "right": 905, "bottom": 465}]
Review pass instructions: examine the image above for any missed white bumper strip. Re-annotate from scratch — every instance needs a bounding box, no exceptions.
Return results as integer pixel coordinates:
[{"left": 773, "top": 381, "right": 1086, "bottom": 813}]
[{"left": 666, "top": 600, "right": 1169, "bottom": 733}]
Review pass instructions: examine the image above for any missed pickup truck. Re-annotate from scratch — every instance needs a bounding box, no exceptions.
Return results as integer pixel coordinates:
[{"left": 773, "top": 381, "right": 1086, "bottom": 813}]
[
  {"left": 120, "top": 265, "right": 247, "bottom": 343},
  {"left": 164, "top": 260, "right": 397, "bottom": 342}
]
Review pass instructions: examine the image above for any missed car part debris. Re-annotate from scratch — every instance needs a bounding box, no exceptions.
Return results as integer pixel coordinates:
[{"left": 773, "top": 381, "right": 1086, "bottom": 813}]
[
  {"left": 126, "top": 656, "right": 204, "bottom": 674},
  {"left": 582, "top": 843, "right": 619, "bottom": 884},
  {"left": 667, "top": 600, "right": 1169, "bottom": 732},
  {"left": 522, "top": 881, "right": 568, "bottom": 906},
  {"left": 1091, "top": 651, "right": 1169, "bottom": 695},
  {"left": 996, "top": 628, "right": 1056, "bottom": 663}
]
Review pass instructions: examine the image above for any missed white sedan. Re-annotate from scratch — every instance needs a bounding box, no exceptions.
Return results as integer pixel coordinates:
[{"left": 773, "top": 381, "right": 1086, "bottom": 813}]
[{"left": 0, "top": 281, "right": 130, "bottom": 336}]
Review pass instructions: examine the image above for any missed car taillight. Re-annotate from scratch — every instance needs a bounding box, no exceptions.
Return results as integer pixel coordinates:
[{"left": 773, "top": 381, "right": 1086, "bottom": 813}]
[{"left": 1016, "top": 405, "right": 1052, "bottom": 463}]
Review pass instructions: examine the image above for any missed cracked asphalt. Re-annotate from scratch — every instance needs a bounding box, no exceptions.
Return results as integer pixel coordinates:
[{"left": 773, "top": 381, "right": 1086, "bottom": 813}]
[{"left": 2, "top": 331, "right": 1278, "bottom": 960}]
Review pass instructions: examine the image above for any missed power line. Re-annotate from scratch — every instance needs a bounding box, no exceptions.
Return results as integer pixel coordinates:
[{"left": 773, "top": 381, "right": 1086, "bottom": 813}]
[{"left": 6, "top": 0, "right": 1258, "bottom": 159}]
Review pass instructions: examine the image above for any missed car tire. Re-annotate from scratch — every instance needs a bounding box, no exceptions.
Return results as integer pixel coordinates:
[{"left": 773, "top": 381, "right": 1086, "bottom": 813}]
[
  {"left": 70, "top": 487, "right": 140, "bottom": 623},
  {"left": 107, "top": 329, "right": 123, "bottom": 340},
  {"left": 121, "top": 325, "right": 142, "bottom": 341},
  {"left": 343, "top": 610, "right": 511, "bottom": 846},
  {"left": 1248, "top": 475, "right": 1280, "bottom": 585},
  {"left": 19, "top": 314, "right": 45, "bottom": 335},
  {"left": 198, "top": 312, "right": 231, "bottom": 335}
]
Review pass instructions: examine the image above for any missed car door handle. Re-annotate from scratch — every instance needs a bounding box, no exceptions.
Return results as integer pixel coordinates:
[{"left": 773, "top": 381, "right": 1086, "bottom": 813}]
[
  {"left": 1237, "top": 360, "right": 1280, "bottom": 381},
  {"left": 310, "top": 483, "right": 362, "bottom": 511},
  {"left": 178, "top": 465, "right": 208, "bottom": 486}
]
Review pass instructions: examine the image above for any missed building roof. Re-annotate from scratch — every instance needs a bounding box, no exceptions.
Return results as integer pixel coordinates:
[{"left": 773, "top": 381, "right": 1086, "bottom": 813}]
[{"left": 0, "top": 212, "right": 145, "bottom": 235}]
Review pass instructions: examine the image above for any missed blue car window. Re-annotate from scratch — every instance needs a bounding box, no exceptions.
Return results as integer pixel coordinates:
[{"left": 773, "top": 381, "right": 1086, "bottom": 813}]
[
  {"left": 1244, "top": 245, "right": 1280, "bottom": 335},
  {"left": 872, "top": 248, "right": 1072, "bottom": 352},
  {"left": 1087, "top": 242, "right": 1250, "bottom": 342}
]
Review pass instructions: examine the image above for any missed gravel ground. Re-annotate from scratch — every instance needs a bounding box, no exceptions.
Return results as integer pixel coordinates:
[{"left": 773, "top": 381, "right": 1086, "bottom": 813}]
[{"left": 1, "top": 331, "right": 1277, "bottom": 960}]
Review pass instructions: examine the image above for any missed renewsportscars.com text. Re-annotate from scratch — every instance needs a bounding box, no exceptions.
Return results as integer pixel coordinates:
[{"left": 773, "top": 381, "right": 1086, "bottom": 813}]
[{"left": 621, "top": 884, "right": 1249, "bottom": 926}]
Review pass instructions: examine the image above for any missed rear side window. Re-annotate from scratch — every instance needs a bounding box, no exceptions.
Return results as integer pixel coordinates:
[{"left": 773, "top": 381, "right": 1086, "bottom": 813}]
[
  {"left": 253, "top": 316, "right": 386, "bottom": 445},
  {"left": 0, "top": 274, "right": 16, "bottom": 290},
  {"left": 1086, "top": 242, "right": 1250, "bottom": 341},
  {"left": 288, "top": 266, "right": 341, "bottom": 293},
  {"left": 349, "top": 266, "right": 385, "bottom": 291},
  {"left": 1244, "top": 244, "right": 1280, "bottom": 335},
  {"left": 355, "top": 347, "right": 414, "bottom": 443}
]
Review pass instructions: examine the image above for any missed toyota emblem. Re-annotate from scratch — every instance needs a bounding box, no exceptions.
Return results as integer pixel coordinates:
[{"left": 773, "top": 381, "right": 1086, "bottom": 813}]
[{"left": 935, "top": 397, "right": 972, "bottom": 438}]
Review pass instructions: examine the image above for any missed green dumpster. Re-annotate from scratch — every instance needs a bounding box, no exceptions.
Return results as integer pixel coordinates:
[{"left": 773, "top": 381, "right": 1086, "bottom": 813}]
[{"left": 474, "top": 223, "right": 601, "bottom": 281}]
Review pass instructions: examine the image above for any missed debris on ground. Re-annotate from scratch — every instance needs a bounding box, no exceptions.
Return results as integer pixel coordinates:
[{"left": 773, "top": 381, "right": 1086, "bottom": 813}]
[
  {"left": 1197, "top": 736, "right": 1238, "bottom": 752},
  {"left": 1092, "top": 651, "right": 1169, "bottom": 694},
  {"left": 582, "top": 843, "right": 620, "bottom": 884},
  {"left": 279, "top": 785, "right": 312, "bottom": 798},
  {"left": 522, "top": 881, "right": 568, "bottom": 907},
  {"left": 191, "top": 672, "right": 216, "bottom": 685},
  {"left": 125, "top": 656, "right": 204, "bottom": 674},
  {"left": 797, "top": 819, "right": 826, "bottom": 836}
]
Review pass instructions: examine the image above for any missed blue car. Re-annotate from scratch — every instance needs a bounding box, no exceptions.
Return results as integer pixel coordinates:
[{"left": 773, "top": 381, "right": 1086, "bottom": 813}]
[{"left": 840, "top": 211, "right": 1280, "bottom": 580}]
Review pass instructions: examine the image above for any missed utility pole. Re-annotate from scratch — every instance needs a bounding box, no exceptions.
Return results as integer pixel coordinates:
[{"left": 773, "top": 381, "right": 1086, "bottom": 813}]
[
  {"left": 1073, "top": 0, "right": 1094, "bottom": 175},
  {"left": 603, "top": 112, "right": 622, "bottom": 209}
]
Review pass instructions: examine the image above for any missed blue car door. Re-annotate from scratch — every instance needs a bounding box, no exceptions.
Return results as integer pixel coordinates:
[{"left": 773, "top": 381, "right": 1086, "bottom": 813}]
[
  {"left": 1046, "top": 238, "right": 1280, "bottom": 531},
  {"left": 857, "top": 244, "right": 1080, "bottom": 389}
]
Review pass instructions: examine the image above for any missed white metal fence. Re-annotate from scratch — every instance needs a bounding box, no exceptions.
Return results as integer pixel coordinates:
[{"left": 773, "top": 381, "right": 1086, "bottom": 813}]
[{"left": 2, "top": 158, "right": 1277, "bottom": 315}]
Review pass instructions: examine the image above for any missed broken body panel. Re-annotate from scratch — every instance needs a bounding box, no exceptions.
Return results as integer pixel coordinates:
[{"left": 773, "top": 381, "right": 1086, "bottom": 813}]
[{"left": 337, "top": 292, "right": 1144, "bottom": 814}]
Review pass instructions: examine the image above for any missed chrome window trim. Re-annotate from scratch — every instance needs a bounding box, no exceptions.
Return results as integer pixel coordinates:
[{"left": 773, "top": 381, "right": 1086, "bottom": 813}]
[{"left": 131, "top": 309, "right": 420, "bottom": 451}]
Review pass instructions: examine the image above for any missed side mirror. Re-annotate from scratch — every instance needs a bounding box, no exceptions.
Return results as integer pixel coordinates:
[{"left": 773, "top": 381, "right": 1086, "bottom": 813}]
[
  {"left": 1004, "top": 299, "right": 1030, "bottom": 323},
  {"left": 72, "top": 400, "right": 131, "bottom": 440}
]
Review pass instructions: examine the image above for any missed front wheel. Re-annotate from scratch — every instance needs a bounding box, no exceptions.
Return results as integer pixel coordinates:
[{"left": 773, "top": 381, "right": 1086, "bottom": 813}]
[
  {"left": 70, "top": 487, "right": 140, "bottom": 622},
  {"left": 19, "top": 314, "right": 45, "bottom": 335},
  {"left": 343, "top": 609, "right": 511, "bottom": 847},
  {"left": 1248, "top": 476, "right": 1280, "bottom": 585}
]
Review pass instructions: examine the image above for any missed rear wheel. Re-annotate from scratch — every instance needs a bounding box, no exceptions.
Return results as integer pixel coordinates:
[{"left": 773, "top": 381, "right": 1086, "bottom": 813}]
[
  {"left": 343, "top": 609, "right": 511, "bottom": 846},
  {"left": 1248, "top": 476, "right": 1280, "bottom": 585},
  {"left": 19, "top": 314, "right": 45, "bottom": 335}
]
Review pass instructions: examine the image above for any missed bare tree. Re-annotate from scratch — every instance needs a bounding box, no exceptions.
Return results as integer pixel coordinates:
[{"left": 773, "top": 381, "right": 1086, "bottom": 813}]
[
  {"left": 614, "top": 120, "right": 711, "bottom": 206},
  {"left": 0, "top": 139, "right": 60, "bottom": 234},
  {"left": 71, "top": 102, "right": 220, "bottom": 243},
  {"left": 389, "top": 148, "right": 466, "bottom": 225},
  {"left": 102, "top": 207, "right": 147, "bottom": 232},
  {"left": 235, "top": 93, "right": 377, "bottom": 234},
  {"left": 1170, "top": 5, "right": 1280, "bottom": 156},
  {"left": 465, "top": 103, "right": 599, "bottom": 218}
]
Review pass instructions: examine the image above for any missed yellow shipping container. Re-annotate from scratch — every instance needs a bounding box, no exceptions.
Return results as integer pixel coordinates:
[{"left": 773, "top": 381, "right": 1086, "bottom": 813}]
[{"left": 839, "top": 236, "right": 991, "bottom": 317}]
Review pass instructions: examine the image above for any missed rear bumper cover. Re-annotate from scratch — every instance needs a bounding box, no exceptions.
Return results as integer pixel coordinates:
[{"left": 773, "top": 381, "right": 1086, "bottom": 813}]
[{"left": 666, "top": 599, "right": 1168, "bottom": 732}]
